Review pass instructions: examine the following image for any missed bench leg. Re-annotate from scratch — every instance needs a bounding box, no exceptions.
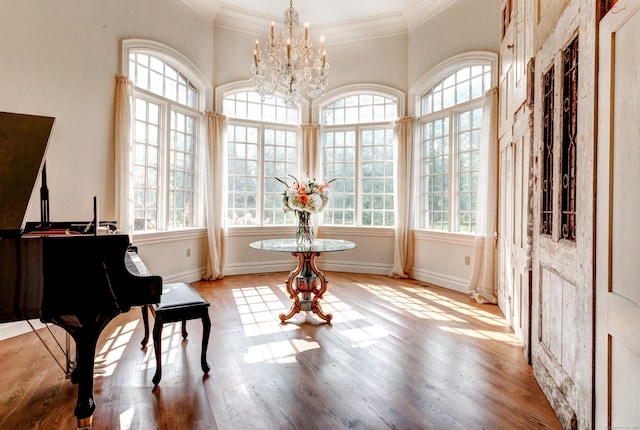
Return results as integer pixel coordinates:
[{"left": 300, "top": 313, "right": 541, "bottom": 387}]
[
  {"left": 140, "top": 305, "right": 150, "bottom": 347},
  {"left": 152, "top": 318, "right": 163, "bottom": 386},
  {"left": 201, "top": 314, "right": 211, "bottom": 374},
  {"left": 181, "top": 320, "right": 188, "bottom": 339}
]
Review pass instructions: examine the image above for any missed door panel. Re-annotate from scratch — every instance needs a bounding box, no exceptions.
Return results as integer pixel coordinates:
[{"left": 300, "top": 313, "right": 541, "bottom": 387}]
[
  {"left": 597, "top": 2, "right": 640, "bottom": 427},
  {"left": 498, "top": 125, "right": 531, "bottom": 358}
]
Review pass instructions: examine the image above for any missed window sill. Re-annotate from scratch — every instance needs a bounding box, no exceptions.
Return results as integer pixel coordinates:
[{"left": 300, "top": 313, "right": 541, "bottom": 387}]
[
  {"left": 133, "top": 227, "right": 207, "bottom": 245},
  {"left": 413, "top": 229, "right": 475, "bottom": 245},
  {"left": 226, "top": 224, "right": 395, "bottom": 238}
]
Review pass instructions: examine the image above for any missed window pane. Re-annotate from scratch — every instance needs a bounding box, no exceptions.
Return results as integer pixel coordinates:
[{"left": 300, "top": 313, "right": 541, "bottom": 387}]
[
  {"left": 223, "top": 91, "right": 297, "bottom": 125},
  {"left": 421, "top": 118, "right": 450, "bottom": 230},
  {"left": 322, "top": 130, "right": 356, "bottom": 225},
  {"left": 168, "top": 110, "right": 197, "bottom": 229},
  {"left": 456, "top": 107, "right": 482, "bottom": 233},
  {"left": 227, "top": 124, "right": 261, "bottom": 225},
  {"left": 132, "top": 97, "right": 161, "bottom": 232},
  {"left": 263, "top": 128, "right": 297, "bottom": 224}
]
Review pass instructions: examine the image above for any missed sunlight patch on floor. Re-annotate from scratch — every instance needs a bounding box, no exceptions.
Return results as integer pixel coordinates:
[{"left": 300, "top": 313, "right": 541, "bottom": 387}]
[
  {"left": 340, "top": 325, "right": 389, "bottom": 347},
  {"left": 244, "top": 338, "right": 320, "bottom": 364},
  {"left": 317, "top": 291, "right": 367, "bottom": 321},
  {"left": 233, "top": 285, "right": 295, "bottom": 336},
  {"left": 405, "top": 286, "right": 506, "bottom": 327},
  {"left": 354, "top": 282, "right": 465, "bottom": 322},
  {"left": 96, "top": 320, "right": 138, "bottom": 377},
  {"left": 440, "top": 326, "right": 519, "bottom": 344},
  {"left": 232, "top": 283, "right": 387, "bottom": 360}
]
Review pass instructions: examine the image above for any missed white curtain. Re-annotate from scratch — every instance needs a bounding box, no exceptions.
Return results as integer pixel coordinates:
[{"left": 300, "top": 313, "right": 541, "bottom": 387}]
[
  {"left": 203, "top": 111, "right": 227, "bottom": 280},
  {"left": 390, "top": 116, "right": 415, "bottom": 279},
  {"left": 468, "top": 87, "right": 499, "bottom": 304},
  {"left": 301, "top": 124, "right": 320, "bottom": 179},
  {"left": 302, "top": 124, "right": 323, "bottom": 228},
  {"left": 114, "top": 75, "right": 134, "bottom": 240}
]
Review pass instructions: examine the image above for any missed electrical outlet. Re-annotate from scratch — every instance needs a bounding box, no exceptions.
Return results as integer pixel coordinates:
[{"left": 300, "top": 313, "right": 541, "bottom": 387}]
[
  {"left": 465, "top": 256, "right": 470, "bottom": 266},
  {"left": 186, "top": 248, "right": 191, "bottom": 257}
]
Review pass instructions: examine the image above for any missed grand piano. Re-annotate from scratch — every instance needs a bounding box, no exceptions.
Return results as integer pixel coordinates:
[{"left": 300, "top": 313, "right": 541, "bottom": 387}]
[{"left": 0, "top": 112, "right": 162, "bottom": 429}]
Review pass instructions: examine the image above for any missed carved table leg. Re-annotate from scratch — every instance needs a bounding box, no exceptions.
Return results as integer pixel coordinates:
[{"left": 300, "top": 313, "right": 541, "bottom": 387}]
[
  {"left": 279, "top": 252, "right": 305, "bottom": 322},
  {"left": 306, "top": 252, "right": 332, "bottom": 323},
  {"left": 279, "top": 251, "right": 332, "bottom": 324}
]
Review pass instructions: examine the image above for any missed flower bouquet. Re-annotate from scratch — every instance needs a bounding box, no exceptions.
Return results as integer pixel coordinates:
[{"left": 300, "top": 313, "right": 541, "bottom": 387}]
[{"left": 276, "top": 174, "right": 334, "bottom": 245}]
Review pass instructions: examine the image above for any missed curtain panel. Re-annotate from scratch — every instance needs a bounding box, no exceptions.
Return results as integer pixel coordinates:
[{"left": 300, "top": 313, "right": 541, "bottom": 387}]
[
  {"left": 390, "top": 116, "right": 415, "bottom": 278},
  {"left": 204, "top": 111, "right": 227, "bottom": 280},
  {"left": 468, "top": 87, "right": 499, "bottom": 304},
  {"left": 114, "top": 75, "right": 134, "bottom": 239},
  {"left": 301, "top": 124, "right": 320, "bottom": 179}
]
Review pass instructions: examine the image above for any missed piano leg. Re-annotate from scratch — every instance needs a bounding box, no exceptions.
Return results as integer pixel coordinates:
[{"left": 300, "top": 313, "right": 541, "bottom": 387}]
[{"left": 50, "top": 310, "right": 120, "bottom": 429}]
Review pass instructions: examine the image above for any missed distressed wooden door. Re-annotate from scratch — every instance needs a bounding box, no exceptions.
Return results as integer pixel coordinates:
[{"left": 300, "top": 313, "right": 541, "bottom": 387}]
[
  {"left": 497, "top": 0, "right": 533, "bottom": 359},
  {"left": 499, "top": 123, "right": 532, "bottom": 360},
  {"left": 596, "top": 1, "right": 640, "bottom": 427},
  {"left": 530, "top": 1, "right": 596, "bottom": 427}
]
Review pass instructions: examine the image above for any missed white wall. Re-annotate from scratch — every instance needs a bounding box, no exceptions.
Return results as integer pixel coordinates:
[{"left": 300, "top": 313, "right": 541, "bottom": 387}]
[{"left": 408, "top": 0, "right": 501, "bottom": 90}]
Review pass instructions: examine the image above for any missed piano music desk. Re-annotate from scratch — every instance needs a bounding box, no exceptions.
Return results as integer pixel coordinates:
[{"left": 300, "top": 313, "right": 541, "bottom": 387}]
[{"left": 140, "top": 282, "right": 211, "bottom": 386}]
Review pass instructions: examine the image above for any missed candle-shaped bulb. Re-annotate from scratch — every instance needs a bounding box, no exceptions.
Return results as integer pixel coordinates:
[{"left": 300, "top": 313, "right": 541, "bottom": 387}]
[
  {"left": 271, "top": 22, "right": 275, "bottom": 39},
  {"left": 304, "top": 22, "right": 309, "bottom": 41}
]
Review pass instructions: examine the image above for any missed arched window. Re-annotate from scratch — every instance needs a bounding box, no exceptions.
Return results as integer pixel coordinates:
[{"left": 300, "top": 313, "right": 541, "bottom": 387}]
[
  {"left": 123, "top": 39, "right": 210, "bottom": 232},
  {"left": 316, "top": 85, "right": 402, "bottom": 227},
  {"left": 414, "top": 53, "right": 496, "bottom": 232},
  {"left": 220, "top": 86, "right": 303, "bottom": 226}
]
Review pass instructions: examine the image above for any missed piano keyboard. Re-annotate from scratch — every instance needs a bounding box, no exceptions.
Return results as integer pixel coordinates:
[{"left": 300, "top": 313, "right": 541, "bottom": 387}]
[{"left": 125, "top": 248, "right": 151, "bottom": 276}]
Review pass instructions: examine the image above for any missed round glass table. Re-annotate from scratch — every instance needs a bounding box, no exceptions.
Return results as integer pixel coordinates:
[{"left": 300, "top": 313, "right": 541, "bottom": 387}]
[{"left": 249, "top": 238, "right": 357, "bottom": 324}]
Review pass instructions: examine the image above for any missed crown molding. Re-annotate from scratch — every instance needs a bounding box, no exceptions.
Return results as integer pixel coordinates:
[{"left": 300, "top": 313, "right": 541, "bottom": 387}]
[
  {"left": 183, "top": 0, "right": 457, "bottom": 41},
  {"left": 213, "top": 4, "right": 408, "bottom": 44},
  {"left": 317, "top": 13, "right": 408, "bottom": 44},
  {"left": 404, "top": 0, "right": 455, "bottom": 31},
  {"left": 182, "top": 0, "right": 222, "bottom": 24}
]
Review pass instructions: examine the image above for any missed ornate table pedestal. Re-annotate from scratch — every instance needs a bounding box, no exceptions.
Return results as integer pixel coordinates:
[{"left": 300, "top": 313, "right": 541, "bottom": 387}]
[
  {"left": 249, "top": 239, "right": 357, "bottom": 324},
  {"left": 281, "top": 250, "right": 331, "bottom": 323}
]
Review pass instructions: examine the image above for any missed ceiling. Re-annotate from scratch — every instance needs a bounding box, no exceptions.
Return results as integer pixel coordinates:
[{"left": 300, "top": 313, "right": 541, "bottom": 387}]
[{"left": 183, "top": 0, "right": 457, "bottom": 43}]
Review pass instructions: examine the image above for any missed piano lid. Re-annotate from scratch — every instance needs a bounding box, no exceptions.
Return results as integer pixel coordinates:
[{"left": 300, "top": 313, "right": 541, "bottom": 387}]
[{"left": 0, "top": 112, "right": 55, "bottom": 232}]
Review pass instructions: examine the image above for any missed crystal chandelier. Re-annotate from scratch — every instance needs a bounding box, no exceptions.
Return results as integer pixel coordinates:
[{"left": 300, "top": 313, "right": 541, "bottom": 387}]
[{"left": 250, "top": 0, "right": 329, "bottom": 107}]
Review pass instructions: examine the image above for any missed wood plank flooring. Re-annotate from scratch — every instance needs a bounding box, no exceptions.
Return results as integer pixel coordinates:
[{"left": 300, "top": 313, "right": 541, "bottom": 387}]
[{"left": 0, "top": 272, "right": 561, "bottom": 429}]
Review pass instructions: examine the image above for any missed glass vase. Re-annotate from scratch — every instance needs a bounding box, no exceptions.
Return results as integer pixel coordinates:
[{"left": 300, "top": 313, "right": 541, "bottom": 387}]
[{"left": 295, "top": 211, "right": 315, "bottom": 246}]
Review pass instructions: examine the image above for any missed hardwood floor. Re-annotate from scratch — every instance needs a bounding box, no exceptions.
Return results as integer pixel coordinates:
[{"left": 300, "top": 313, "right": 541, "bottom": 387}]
[{"left": 0, "top": 272, "right": 560, "bottom": 430}]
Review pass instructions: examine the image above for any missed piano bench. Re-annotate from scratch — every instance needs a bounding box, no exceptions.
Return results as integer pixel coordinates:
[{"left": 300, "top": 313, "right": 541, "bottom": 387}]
[{"left": 140, "top": 282, "right": 211, "bottom": 386}]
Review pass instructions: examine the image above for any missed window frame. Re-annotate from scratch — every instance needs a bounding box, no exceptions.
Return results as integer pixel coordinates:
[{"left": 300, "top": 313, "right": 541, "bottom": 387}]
[
  {"left": 410, "top": 51, "right": 498, "bottom": 234},
  {"left": 217, "top": 82, "right": 308, "bottom": 227},
  {"left": 313, "top": 84, "right": 404, "bottom": 229},
  {"left": 122, "top": 39, "right": 212, "bottom": 234}
]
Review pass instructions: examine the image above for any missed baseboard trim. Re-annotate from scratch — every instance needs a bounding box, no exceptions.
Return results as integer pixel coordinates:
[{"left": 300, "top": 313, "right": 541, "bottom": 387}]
[{"left": 409, "top": 268, "right": 469, "bottom": 294}]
